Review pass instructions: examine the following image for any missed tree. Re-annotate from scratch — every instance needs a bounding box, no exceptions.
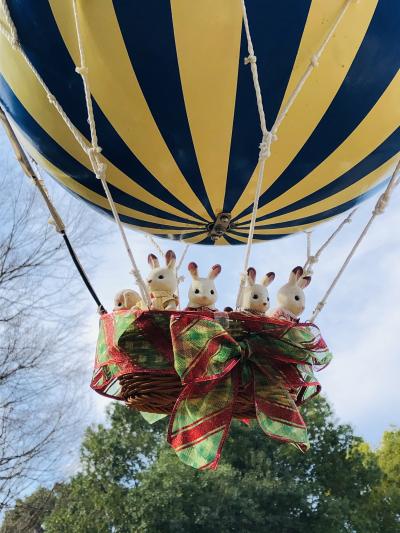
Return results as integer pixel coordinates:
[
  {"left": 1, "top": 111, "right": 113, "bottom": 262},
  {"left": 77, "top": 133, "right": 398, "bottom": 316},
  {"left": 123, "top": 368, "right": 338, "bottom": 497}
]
[
  {"left": 364, "top": 429, "right": 400, "bottom": 532},
  {"left": 0, "top": 138, "right": 99, "bottom": 510},
  {"left": 0, "top": 487, "right": 57, "bottom": 533},
  {"left": 6, "top": 398, "right": 398, "bottom": 533}
]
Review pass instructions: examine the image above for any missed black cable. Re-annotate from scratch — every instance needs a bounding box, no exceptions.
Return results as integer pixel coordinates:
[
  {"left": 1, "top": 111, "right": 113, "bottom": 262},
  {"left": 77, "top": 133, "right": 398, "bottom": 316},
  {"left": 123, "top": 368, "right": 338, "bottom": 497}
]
[{"left": 61, "top": 231, "right": 107, "bottom": 314}]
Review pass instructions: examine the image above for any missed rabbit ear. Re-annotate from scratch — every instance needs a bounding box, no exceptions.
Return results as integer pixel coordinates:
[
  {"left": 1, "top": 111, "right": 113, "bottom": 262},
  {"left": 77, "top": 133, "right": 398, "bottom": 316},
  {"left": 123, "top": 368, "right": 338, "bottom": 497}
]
[
  {"left": 262, "top": 272, "right": 275, "bottom": 287},
  {"left": 148, "top": 254, "right": 160, "bottom": 268},
  {"left": 188, "top": 262, "right": 199, "bottom": 280},
  {"left": 208, "top": 264, "right": 221, "bottom": 280},
  {"left": 298, "top": 276, "right": 311, "bottom": 289},
  {"left": 289, "top": 266, "right": 303, "bottom": 285},
  {"left": 247, "top": 267, "right": 256, "bottom": 286},
  {"left": 165, "top": 250, "right": 176, "bottom": 269}
]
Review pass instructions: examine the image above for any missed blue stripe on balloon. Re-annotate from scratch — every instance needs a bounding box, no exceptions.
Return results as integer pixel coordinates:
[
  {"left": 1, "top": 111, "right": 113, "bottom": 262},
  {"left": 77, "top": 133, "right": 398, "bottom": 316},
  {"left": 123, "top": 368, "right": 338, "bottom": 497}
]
[
  {"left": 113, "top": 1, "right": 215, "bottom": 220},
  {"left": 222, "top": 0, "right": 312, "bottom": 213},
  {"left": 235, "top": 0, "right": 400, "bottom": 220},
  {"left": 5, "top": 0, "right": 207, "bottom": 222},
  {"left": 235, "top": 128, "right": 400, "bottom": 223},
  {"left": 0, "top": 76, "right": 207, "bottom": 227}
]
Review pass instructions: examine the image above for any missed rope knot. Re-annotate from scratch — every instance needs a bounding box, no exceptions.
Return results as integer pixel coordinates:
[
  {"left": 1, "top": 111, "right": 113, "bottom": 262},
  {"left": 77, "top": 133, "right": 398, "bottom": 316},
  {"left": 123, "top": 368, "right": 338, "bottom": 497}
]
[
  {"left": 244, "top": 54, "right": 257, "bottom": 65},
  {"left": 48, "top": 217, "right": 62, "bottom": 233},
  {"left": 95, "top": 162, "right": 107, "bottom": 180},
  {"left": 88, "top": 146, "right": 102, "bottom": 156},
  {"left": 177, "top": 275, "right": 185, "bottom": 284},
  {"left": 9, "top": 34, "right": 19, "bottom": 50},
  {"left": 309, "top": 255, "right": 318, "bottom": 265},
  {"left": 258, "top": 131, "right": 276, "bottom": 161},
  {"left": 310, "top": 55, "right": 319, "bottom": 68},
  {"left": 373, "top": 193, "right": 389, "bottom": 216},
  {"left": 75, "top": 65, "right": 88, "bottom": 76},
  {"left": 47, "top": 94, "right": 57, "bottom": 106}
]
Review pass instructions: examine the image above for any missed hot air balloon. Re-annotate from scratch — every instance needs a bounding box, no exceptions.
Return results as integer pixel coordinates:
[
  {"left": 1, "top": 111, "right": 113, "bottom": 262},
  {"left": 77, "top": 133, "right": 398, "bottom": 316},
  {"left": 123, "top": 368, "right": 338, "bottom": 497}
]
[
  {"left": 0, "top": 0, "right": 398, "bottom": 245},
  {"left": 0, "top": 0, "right": 398, "bottom": 469}
]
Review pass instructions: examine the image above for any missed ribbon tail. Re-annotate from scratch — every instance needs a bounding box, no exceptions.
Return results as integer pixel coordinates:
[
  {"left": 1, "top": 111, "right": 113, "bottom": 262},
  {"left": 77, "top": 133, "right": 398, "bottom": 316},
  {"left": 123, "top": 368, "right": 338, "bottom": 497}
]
[
  {"left": 167, "top": 370, "right": 238, "bottom": 469},
  {"left": 253, "top": 363, "right": 309, "bottom": 452}
]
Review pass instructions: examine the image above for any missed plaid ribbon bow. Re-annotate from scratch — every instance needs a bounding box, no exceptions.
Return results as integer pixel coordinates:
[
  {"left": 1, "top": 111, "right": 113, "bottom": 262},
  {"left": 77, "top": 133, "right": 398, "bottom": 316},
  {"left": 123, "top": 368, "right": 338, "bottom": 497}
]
[{"left": 91, "top": 310, "right": 332, "bottom": 470}]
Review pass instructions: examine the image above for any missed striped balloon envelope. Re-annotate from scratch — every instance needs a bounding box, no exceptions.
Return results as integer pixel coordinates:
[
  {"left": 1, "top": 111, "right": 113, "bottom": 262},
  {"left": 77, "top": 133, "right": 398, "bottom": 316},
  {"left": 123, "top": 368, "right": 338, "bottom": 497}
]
[{"left": 0, "top": 1, "right": 399, "bottom": 245}]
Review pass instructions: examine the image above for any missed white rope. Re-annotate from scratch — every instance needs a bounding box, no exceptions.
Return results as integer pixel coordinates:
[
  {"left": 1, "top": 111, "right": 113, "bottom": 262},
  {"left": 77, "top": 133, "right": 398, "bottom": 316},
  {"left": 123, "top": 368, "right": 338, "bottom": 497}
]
[
  {"left": 236, "top": 0, "right": 355, "bottom": 309},
  {"left": 309, "top": 160, "right": 400, "bottom": 322},
  {"left": 304, "top": 230, "right": 313, "bottom": 272},
  {"left": 0, "top": 0, "right": 150, "bottom": 306},
  {"left": 303, "top": 209, "right": 357, "bottom": 275},
  {"left": 175, "top": 243, "right": 190, "bottom": 310},
  {"left": 71, "top": 0, "right": 150, "bottom": 306},
  {"left": 177, "top": 243, "right": 190, "bottom": 272},
  {"left": 145, "top": 234, "right": 165, "bottom": 258},
  {"left": 235, "top": 0, "right": 271, "bottom": 309}
]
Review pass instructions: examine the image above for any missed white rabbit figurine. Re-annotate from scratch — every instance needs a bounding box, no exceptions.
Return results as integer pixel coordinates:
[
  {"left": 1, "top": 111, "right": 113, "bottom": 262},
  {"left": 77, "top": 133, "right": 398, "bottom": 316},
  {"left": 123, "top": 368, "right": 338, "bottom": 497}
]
[
  {"left": 186, "top": 262, "right": 221, "bottom": 311},
  {"left": 146, "top": 250, "right": 179, "bottom": 310},
  {"left": 241, "top": 267, "right": 275, "bottom": 315},
  {"left": 113, "top": 289, "right": 141, "bottom": 311},
  {"left": 269, "top": 266, "right": 311, "bottom": 323}
]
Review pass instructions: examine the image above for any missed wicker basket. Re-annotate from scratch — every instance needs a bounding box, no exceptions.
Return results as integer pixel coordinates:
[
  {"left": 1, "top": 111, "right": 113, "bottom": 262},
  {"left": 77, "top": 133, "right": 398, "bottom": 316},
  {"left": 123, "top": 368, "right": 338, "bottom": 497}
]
[{"left": 120, "top": 372, "right": 260, "bottom": 418}]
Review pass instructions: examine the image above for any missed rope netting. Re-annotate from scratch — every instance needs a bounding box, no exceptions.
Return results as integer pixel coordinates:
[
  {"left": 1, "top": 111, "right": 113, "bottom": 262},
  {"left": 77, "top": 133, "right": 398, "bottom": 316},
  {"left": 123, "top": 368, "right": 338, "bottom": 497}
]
[{"left": 236, "top": 0, "right": 356, "bottom": 309}]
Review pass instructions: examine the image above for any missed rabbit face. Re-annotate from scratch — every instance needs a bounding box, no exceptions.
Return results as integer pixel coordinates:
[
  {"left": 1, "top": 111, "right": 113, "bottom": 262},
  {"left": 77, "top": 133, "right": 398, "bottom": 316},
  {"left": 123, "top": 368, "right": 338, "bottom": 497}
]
[
  {"left": 187, "top": 263, "right": 221, "bottom": 308},
  {"left": 114, "top": 289, "right": 141, "bottom": 310},
  {"left": 147, "top": 250, "right": 177, "bottom": 293},
  {"left": 242, "top": 267, "right": 275, "bottom": 313},
  {"left": 277, "top": 266, "right": 311, "bottom": 316}
]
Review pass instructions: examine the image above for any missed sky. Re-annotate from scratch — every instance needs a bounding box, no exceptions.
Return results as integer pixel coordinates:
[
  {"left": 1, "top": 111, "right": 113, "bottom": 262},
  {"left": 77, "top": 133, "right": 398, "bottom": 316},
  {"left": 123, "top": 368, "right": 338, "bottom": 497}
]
[{"left": 1, "top": 126, "right": 399, "bottom": 453}]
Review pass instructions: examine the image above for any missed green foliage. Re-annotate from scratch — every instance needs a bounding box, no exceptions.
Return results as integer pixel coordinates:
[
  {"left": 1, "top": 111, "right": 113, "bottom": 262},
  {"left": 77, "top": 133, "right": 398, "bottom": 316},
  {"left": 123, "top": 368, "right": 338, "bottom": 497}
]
[
  {"left": 0, "top": 487, "right": 57, "bottom": 533},
  {"left": 3, "top": 399, "right": 399, "bottom": 533}
]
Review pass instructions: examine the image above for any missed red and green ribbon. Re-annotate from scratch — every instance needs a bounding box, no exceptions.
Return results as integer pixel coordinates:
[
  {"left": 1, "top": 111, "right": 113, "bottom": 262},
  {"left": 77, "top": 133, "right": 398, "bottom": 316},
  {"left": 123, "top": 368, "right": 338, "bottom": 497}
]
[{"left": 91, "top": 310, "right": 332, "bottom": 469}]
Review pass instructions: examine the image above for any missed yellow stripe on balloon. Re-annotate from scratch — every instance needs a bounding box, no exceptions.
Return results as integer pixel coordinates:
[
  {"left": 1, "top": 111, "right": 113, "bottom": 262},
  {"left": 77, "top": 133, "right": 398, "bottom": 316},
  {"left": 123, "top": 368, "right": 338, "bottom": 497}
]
[
  {"left": 214, "top": 236, "right": 231, "bottom": 246},
  {"left": 232, "top": 0, "right": 379, "bottom": 217},
  {"left": 0, "top": 34, "right": 203, "bottom": 224},
  {"left": 49, "top": 0, "right": 211, "bottom": 222},
  {"left": 236, "top": 71, "right": 400, "bottom": 223},
  {"left": 254, "top": 153, "right": 400, "bottom": 225},
  {"left": 182, "top": 233, "right": 210, "bottom": 245},
  {"left": 171, "top": 0, "right": 242, "bottom": 215}
]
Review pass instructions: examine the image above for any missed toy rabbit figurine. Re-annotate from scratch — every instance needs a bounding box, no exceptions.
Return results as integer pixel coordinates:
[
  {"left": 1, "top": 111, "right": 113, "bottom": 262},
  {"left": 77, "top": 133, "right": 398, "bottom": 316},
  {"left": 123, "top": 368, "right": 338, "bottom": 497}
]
[
  {"left": 241, "top": 267, "right": 275, "bottom": 315},
  {"left": 186, "top": 262, "right": 221, "bottom": 311},
  {"left": 269, "top": 266, "right": 311, "bottom": 323},
  {"left": 113, "top": 289, "right": 141, "bottom": 311},
  {"left": 147, "top": 250, "right": 179, "bottom": 310}
]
